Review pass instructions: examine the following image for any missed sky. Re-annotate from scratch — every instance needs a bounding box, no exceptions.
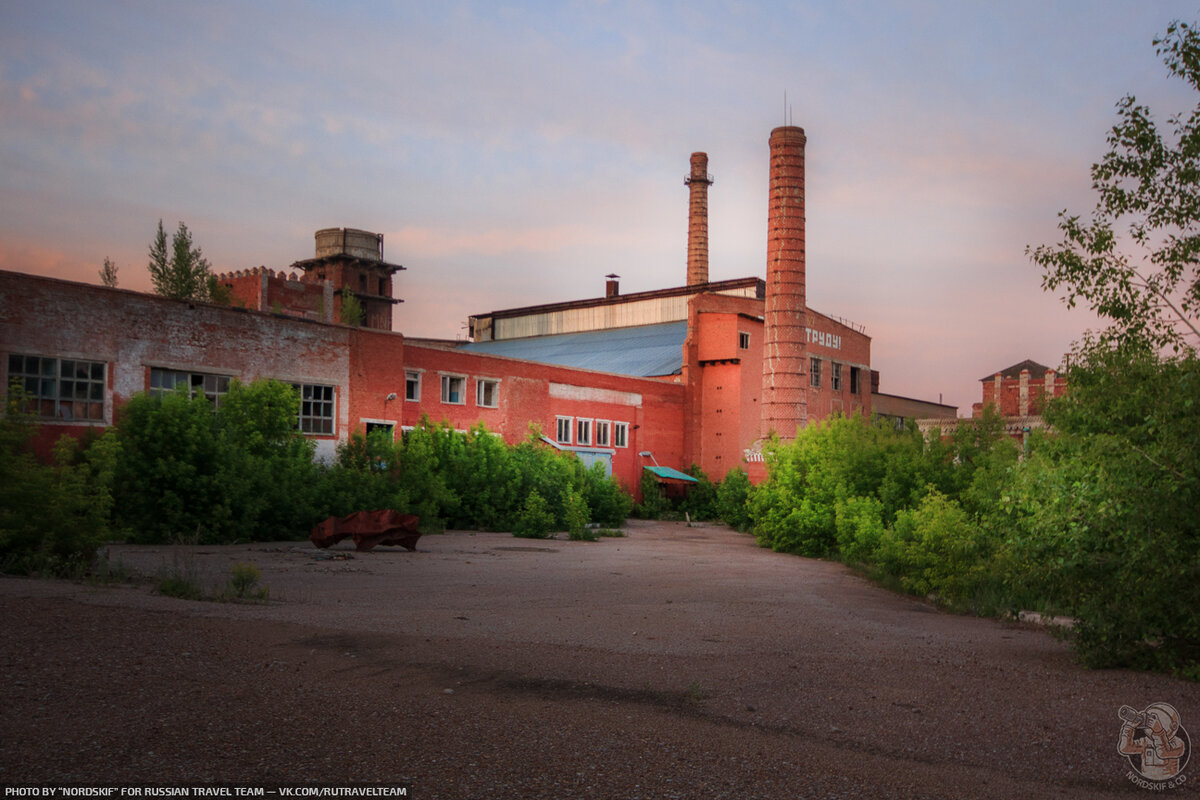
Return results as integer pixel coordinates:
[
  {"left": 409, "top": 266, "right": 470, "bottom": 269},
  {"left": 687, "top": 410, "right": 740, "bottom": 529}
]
[{"left": 2, "top": 1, "right": 1197, "bottom": 414}]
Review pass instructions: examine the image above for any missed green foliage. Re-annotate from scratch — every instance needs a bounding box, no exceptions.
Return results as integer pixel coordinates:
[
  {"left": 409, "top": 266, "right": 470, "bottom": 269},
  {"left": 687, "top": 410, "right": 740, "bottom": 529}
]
[
  {"left": 564, "top": 491, "right": 594, "bottom": 541},
  {"left": 147, "top": 219, "right": 220, "bottom": 302},
  {"left": 580, "top": 462, "right": 633, "bottom": 527},
  {"left": 834, "top": 495, "right": 885, "bottom": 566},
  {"left": 678, "top": 465, "right": 719, "bottom": 521},
  {"left": 339, "top": 289, "right": 365, "bottom": 326},
  {"left": 1005, "top": 345, "right": 1200, "bottom": 673},
  {"left": 313, "top": 420, "right": 631, "bottom": 537},
  {"left": 0, "top": 382, "right": 112, "bottom": 574},
  {"left": 223, "top": 562, "right": 270, "bottom": 602},
  {"left": 876, "top": 491, "right": 991, "bottom": 607},
  {"left": 716, "top": 467, "right": 754, "bottom": 531},
  {"left": 155, "top": 553, "right": 204, "bottom": 600},
  {"left": 99, "top": 256, "right": 118, "bottom": 288},
  {"left": 634, "top": 470, "right": 670, "bottom": 519},
  {"left": 513, "top": 490, "right": 555, "bottom": 539},
  {"left": 1027, "top": 21, "right": 1200, "bottom": 353},
  {"left": 110, "top": 379, "right": 318, "bottom": 544}
]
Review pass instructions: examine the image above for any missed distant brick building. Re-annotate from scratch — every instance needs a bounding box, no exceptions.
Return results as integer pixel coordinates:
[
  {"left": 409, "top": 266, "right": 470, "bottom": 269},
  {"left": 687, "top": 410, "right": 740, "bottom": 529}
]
[{"left": 2, "top": 126, "right": 947, "bottom": 496}]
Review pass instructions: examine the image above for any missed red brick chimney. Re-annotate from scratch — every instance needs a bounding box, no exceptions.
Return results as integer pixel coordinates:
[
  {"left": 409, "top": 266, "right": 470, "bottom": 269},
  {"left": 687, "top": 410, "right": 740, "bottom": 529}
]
[
  {"left": 760, "top": 126, "right": 808, "bottom": 439},
  {"left": 605, "top": 273, "right": 620, "bottom": 298},
  {"left": 685, "top": 152, "right": 713, "bottom": 286}
]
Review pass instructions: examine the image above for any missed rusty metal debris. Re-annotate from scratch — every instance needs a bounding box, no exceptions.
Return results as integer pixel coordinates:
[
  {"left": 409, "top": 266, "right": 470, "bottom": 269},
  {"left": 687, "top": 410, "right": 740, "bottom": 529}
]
[{"left": 310, "top": 510, "right": 421, "bottom": 552}]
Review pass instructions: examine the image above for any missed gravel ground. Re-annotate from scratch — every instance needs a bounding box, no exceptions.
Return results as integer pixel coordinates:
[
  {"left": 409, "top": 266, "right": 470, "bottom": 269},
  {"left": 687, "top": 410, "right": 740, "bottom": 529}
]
[{"left": 1, "top": 519, "right": 1196, "bottom": 798}]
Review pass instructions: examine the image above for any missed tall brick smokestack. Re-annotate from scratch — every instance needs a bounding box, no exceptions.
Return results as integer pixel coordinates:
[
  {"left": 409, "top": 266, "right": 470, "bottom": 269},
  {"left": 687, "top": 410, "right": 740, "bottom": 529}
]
[
  {"left": 760, "top": 126, "right": 808, "bottom": 439},
  {"left": 685, "top": 152, "right": 713, "bottom": 286}
]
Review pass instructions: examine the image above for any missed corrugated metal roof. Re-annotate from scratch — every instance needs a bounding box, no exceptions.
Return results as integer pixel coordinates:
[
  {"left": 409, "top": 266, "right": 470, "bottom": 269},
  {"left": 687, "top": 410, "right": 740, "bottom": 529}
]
[{"left": 460, "top": 321, "right": 686, "bottom": 377}]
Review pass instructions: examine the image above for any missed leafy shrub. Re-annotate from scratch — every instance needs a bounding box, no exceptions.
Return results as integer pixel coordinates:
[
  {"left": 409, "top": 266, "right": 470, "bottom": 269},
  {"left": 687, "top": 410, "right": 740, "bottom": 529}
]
[
  {"left": 633, "top": 471, "right": 670, "bottom": 519},
  {"left": 580, "top": 463, "right": 633, "bottom": 527},
  {"left": 1005, "top": 346, "right": 1200, "bottom": 673},
  {"left": 223, "top": 561, "right": 270, "bottom": 602},
  {"left": 0, "top": 383, "right": 112, "bottom": 573},
  {"left": 876, "top": 490, "right": 988, "bottom": 607},
  {"left": 111, "top": 380, "right": 319, "bottom": 544},
  {"left": 834, "top": 496, "right": 885, "bottom": 565},
  {"left": 563, "top": 490, "right": 591, "bottom": 540},
  {"left": 716, "top": 467, "right": 754, "bottom": 531},
  {"left": 513, "top": 490, "right": 556, "bottom": 539},
  {"left": 679, "top": 465, "right": 719, "bottom": 521}
]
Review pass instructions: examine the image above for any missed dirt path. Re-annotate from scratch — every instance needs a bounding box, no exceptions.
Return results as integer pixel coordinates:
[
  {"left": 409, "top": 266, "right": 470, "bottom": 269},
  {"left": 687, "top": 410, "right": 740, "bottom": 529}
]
[{"left": 1, "top": 520, "right": 1195, "bottom": 798}]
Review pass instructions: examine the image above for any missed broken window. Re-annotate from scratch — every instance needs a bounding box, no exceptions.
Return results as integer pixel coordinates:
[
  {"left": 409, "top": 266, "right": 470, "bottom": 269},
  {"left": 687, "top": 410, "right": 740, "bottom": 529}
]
[
  {"left": 149, "top": 368, "right": 232, "bottom": 408},
  {"left": 7, "top": 353, "right": 106, "bottom": 421}
]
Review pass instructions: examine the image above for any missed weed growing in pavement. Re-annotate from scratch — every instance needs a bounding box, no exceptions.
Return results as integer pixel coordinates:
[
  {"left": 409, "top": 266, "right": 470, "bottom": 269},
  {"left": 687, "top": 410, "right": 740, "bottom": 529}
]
[
  {"left": 155, "top": 554, "right": 205, "bottom": 600},
  {"left": 684, "top": 680, "right": 709, "bottom": 705},
  {"left": 221, "top": 561, "right": 270, "bottom": 602}
]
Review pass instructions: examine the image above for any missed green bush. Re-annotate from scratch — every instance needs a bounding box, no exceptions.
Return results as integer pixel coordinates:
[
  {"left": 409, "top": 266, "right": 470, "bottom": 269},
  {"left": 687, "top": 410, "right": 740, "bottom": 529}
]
[
  {"left": 679, "top": 465, "right": 719, "bottom": 521},
  {"left": 111, "top": 379, "right": 319, "bottom": 544},
  {"left": 633, "top": 471, "right": 670, "bottom": 519},
  {"left": 0, "top": 383, "right": 113, "bottom": 573},
  {"left": 876, "top": 490, "right": 989, "bottom": 607},
  {"left": 513, "top": 490, "right": 556, "bottom": 539},
  {"left": 1004, "top": 346, "right": 1200, "bottom": 673},
  {"left": 716, "top": 467, "right": 754, "bottom": 531},
  {"left": 563, "top": 490, "right": 590, "bottom": 540},
  {"left": 580, "top": 463, "right": 633, "bottom": 527},
  {"left": 834, "top": 495, "right": 885, "bottom": 566}
]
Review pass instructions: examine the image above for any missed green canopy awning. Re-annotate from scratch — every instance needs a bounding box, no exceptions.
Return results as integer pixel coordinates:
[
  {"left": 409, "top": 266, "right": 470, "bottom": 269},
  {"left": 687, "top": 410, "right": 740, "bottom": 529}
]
[{"left": 643, "top": 465, "right": 698, "bottom": 483}]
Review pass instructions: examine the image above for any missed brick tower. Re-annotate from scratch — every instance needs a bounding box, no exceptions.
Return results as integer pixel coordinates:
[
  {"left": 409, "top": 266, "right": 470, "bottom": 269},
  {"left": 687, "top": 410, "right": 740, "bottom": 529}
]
[
  {"left": 760, "top": 126, "right": 808, "bottom": 439},
  {"left": 685, "top": 152, "right": 714, "bottom": 286},
  {"left": 291, "top": 228, "right": 404, "bottom": 330}
]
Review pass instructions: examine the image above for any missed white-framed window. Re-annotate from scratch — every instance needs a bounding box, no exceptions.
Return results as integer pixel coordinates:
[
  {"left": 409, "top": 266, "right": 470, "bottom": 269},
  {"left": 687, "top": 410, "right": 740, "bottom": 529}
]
[
  {"left": 476, "top": 378, "right": 499, "bottom": 408},
  {"left": 738, "top": 331, "right": 750, "bottom": 350},
  {"left": 405, "top": 370, "right": 421, "bottom": 401},
  {"left": 555, "top": 416, "right": 572, "bottom": 444},
  {"left": 595, "top": 420, "right": 610, "bottom": 447},
  {"left": 441, "top": 374, "right": 466, "bottom": 404},
  {"left": 294, "top": 383, "right": 335, "bottom": 435},
  {"left": 7, "top": 353, "right": 106, "bottom": 421},
  {"left": 809, "top": 357, "right": 822, "bottom": 388},
  {"left": 831, "top": 363, "right": 842, "bottom": 391},
  {"left": 150, "top": 368, "right": 232, "bottom": 408},
  {"left": 613, "top": 421, "right": 629, "bottom": 448},
  {"left": 576, "top": 418, "right": 591, "bottom": 446}
]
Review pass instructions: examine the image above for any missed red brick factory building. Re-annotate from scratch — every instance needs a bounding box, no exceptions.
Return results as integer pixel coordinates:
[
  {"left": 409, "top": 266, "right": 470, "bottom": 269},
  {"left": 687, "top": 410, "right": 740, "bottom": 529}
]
[{"left": 1, "top": 126, "right": 948, "bottom": 495}]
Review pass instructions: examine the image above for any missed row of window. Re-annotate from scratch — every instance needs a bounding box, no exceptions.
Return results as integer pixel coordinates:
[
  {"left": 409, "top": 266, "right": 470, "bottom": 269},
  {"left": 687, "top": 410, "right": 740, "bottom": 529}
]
[
  {"left": 7, "top": 355, "right": 338, "bottom": 436},
  {"left": 10, "top": 355, "right": 624, "bottom": 447},
  {"left": 809, "top": 358, "right": 861, "bottom": 393},
  {"left": 555, "top": 416, "right": 629, "bottom": 448},
  {"left": 406, "top": 371, "right": 500, "bottom": 408}
]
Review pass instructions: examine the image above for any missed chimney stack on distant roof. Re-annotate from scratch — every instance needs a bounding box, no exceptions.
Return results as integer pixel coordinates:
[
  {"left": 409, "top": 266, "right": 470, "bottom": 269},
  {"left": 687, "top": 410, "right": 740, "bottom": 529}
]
[
  {"left": 760, "top": 126, "right": 808, "bottom": 439},
  {"left": 685, "top": 152, "right": 714, "bottom": 286},
  {"left": 605, "top": 273, "right": 620, "bottom": 298}
]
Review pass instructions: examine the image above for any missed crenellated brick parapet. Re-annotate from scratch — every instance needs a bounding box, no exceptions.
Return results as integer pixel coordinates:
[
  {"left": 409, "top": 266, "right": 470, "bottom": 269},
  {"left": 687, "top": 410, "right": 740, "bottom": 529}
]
[{"left": 216, "top": 265, "right": 333, "bottom": 322}]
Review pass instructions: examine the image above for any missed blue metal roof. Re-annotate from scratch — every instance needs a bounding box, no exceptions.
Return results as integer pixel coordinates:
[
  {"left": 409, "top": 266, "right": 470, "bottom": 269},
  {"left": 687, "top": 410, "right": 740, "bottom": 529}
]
[{"left": 460, "top": 321, "right": 686, "bottom": 377}]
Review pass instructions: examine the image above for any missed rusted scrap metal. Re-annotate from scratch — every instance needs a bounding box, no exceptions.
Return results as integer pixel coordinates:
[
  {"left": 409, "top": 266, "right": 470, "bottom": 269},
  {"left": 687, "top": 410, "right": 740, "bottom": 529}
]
[{"left": 310, "top": 510, "right": 421, "bottom": 552}]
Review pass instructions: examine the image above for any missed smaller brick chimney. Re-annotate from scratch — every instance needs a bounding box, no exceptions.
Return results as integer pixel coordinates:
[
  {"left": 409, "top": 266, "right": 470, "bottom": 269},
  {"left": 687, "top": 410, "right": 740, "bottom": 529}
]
[
  {"left": 685, "top": 152, "right": 714, "bottom": 286},
  {"left": 605, "top": 273, "right": 620, "bottom": 298}
]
